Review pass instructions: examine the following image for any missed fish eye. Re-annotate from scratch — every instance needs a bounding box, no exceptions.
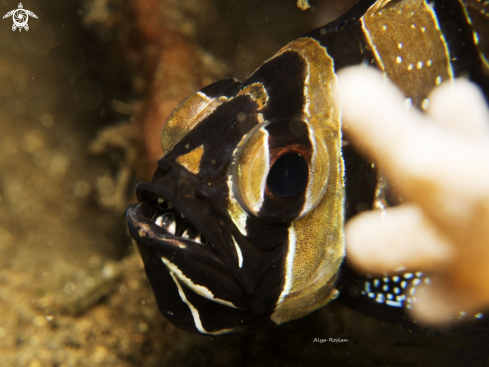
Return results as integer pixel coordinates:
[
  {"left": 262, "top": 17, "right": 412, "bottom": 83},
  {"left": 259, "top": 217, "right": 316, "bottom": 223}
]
[
  {"left": 267, "top": 153, "right": 308, "bottom": 197},
  {"left": 233, "top": 119, "right": 329, "bottom": 220}
]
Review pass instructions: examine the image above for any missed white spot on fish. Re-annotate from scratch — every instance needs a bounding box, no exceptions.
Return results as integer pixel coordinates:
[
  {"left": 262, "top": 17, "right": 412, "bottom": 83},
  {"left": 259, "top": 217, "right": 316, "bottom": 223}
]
[
  {"left": 386, "top": 300, "right": 402, "bottom": 307},
  {"left": 365, "top": 281, "right": 372, "bottom": 292},
  {"left": 398, "top": 43, "right": 403, "bottom": 49},
  {"left": 404, "top": 273, "right": 414, "bottom": 279},
  {"left": 408, "top": 64, "right": 414, "bottom": 70},
  {"left": 257, "top": 113, "right": 265, "bottom": 123},
  {"left": 427, "top": 60, "right": 432, "bottom": 66},
  {"left": 422, "top": 99, "right": 429, "bottom": 110},
  {"left": 396, "top": 56, "right": 402, "bottom": 63},
  {"left": 417, "top": 61, "right": 423, "bottom": 69}
]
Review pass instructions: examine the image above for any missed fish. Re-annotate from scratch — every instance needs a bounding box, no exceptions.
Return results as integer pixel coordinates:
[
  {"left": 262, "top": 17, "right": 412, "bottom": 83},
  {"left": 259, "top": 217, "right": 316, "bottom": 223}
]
[{"left": 126, "top": 0, "right": 489, "bottom": 335}]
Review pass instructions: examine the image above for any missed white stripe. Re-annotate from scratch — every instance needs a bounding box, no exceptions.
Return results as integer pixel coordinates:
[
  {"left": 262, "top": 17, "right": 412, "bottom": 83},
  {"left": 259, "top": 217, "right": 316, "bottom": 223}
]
[
  {"left": 253, "top": 129, "right": 269, "bottom": 213},
  {"left": 232, "top": 235, "right": 243, "bottom": 268},
  {"left": 386, "top": 300, "right": 403, "bottom": 307},
  {"left": 167, "top": 271, "right": 234, "bottom": 335},
  {"left": 161, "top": 257, "right": 239, "bottom": 309},
  {"left": 226, "top": 174, "right": 248, "bottom": 236},
  {"left": 276, "top": 224, "right": 296, "bottom": 305}
]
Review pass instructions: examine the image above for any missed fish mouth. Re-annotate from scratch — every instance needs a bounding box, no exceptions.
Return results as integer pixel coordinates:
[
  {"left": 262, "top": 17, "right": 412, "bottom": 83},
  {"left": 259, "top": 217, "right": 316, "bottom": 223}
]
[
  {"left": 126, "top": 182, "right": 222, "bottom": 259},
  {"left": 144, "top": 194, "right": 210, "bottom": 246}
]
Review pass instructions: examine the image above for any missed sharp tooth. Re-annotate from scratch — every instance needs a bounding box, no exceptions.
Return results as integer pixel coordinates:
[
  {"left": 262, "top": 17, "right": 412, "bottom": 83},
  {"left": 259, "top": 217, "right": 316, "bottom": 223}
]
[
  {"left": 155, "top": 216, "right": 164, "bottom": 227},
  {"left": 168, "top": 221, "right": 176, "bottom": 235},
  {"left": 157, "top": 198, "right": 164, "bottom": 205},
  {"left": 194, "top": 235, "right": 202, "bottom": 244},
  {"left": 155, "top": 213, "right": 176, "bottom": 235},
  {"left": 182, "top": 229, "right": 189, "bottom": 239}
]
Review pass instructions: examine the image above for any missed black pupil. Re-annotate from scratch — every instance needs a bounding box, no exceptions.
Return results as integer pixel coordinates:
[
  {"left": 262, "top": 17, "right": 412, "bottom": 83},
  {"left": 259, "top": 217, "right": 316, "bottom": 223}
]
[{"left": 267, "top": 153, "right": 308, "bottom": 197}]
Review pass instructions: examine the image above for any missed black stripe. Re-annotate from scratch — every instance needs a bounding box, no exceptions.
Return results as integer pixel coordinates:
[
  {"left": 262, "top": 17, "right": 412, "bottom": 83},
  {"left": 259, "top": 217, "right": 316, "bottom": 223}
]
[
  {"left": 305, "top": 0, "right": 378, "bottom": 72},
  {"left": 433, "top": 0, "right": 489, "bottom": 100},
  {"left": 244, "top": 51, "right": 307, "bottom": 121}
]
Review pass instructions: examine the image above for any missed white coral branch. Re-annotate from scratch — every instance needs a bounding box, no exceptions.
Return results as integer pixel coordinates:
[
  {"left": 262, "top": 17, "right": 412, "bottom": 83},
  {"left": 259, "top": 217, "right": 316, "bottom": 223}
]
[{"left": 338, "top": 66, "right": 489, "bottom": 325}]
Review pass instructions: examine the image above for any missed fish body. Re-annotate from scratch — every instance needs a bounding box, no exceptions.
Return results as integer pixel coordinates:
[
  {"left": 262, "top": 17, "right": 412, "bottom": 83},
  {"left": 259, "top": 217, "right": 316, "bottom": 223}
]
[{"left": 127, "top": 0, "right": 489, "bottom": 335}]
